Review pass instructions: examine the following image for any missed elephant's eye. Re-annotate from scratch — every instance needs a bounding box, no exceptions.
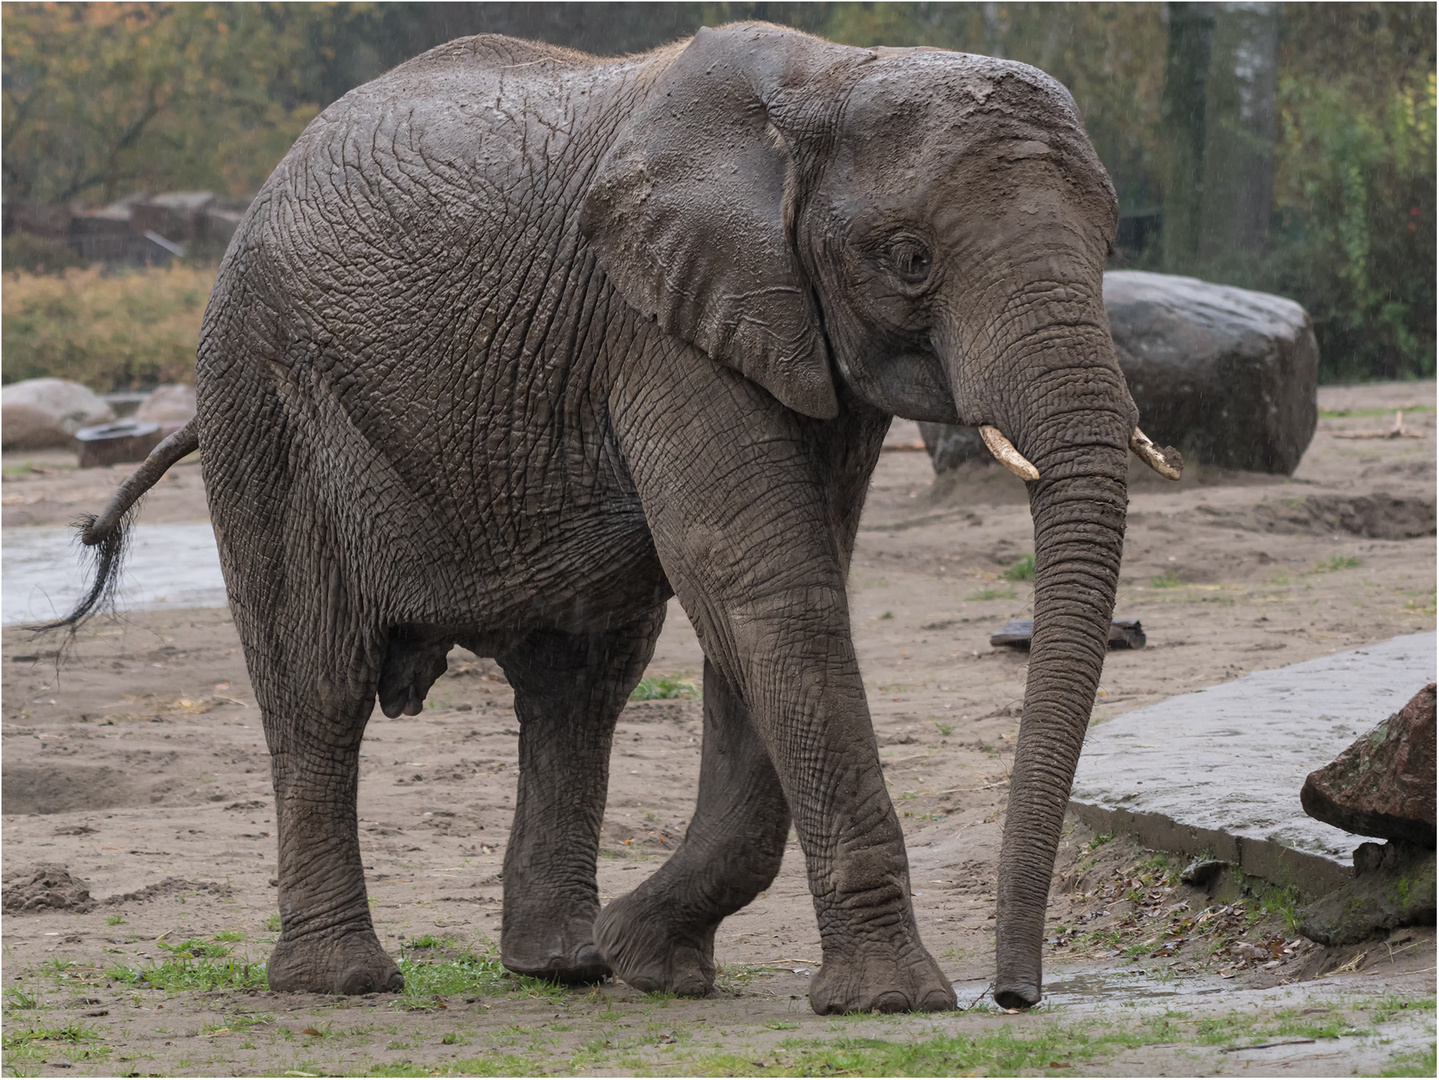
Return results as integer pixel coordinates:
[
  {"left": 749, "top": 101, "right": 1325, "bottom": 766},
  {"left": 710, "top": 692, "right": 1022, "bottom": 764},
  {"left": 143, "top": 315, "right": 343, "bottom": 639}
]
[{"left": 889, "top": 237, "right": 932, "bottom": 286}]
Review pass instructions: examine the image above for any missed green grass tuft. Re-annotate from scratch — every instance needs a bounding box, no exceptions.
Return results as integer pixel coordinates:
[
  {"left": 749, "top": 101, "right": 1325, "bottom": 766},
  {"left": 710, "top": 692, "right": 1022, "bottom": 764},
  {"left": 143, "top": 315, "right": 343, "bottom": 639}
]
[
  {"left": 106, "top": 952, "right": 266, "bottom": 991},
  {"left": 629, "top": 675, "right": 697, "bottom": 701},
  {"left": 1001, "top": 554, "right": 1036, "bottom": 582}
]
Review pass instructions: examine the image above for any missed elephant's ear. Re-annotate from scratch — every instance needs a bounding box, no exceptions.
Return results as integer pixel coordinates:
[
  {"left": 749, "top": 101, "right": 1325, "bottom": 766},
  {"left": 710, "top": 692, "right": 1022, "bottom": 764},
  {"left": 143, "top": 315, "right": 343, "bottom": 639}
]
[{"left": 580, "top": 25, "right": 850, "bottom": 420}]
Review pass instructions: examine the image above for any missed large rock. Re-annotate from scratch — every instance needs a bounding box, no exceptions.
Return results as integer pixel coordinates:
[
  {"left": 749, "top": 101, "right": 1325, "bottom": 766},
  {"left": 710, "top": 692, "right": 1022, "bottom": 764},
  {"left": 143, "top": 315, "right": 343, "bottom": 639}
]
[
  {"left": 919, "top": 270, "right": 1319, "bottom": 475},
  {"left": 134, "top": 383, "right": 197, "bottom": 424},
  {"left": 1301, "top": 683, "right": 1437, "bottom": 847},
  {"left": 0, "top": 378, "right": 114, "bottom": 450}
]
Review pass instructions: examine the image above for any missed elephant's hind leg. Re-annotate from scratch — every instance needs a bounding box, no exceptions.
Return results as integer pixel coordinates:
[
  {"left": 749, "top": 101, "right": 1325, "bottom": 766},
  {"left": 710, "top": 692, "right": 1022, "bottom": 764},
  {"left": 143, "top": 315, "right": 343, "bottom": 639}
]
[
  {"left": 494, "top": 606, "right": 666, "bottom": 983},
  {"left": 595, "top": 659, "right": 791, "bottom": 997},
  {"left": 254, "top": 638, "right": 401, "bottom": 995}
]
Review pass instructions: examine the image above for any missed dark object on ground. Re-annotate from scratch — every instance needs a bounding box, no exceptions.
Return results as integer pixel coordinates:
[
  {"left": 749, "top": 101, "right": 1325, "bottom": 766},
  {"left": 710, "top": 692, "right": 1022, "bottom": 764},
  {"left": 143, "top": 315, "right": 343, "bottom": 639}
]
[
  {"left": 1, "top": 864, "right": 93, "bottom": 913},
  {"left": 991, "top": 619, "right": 1146, "bottom": 651},
  {"left": 920, "top": 271, "right": 1319, "bottom": 476},
  {"left": 1301, "top": 683, "right": 1436, "bottom": 847},
  {"left": 1180, "top": 857, "right": 1227, "bottom": 888},
  {"left": 75, "top": 419, "right": 164, "bottom": 468},
  {"left": 1298, "top": 840, "right": 1436, "bottom": 945}
]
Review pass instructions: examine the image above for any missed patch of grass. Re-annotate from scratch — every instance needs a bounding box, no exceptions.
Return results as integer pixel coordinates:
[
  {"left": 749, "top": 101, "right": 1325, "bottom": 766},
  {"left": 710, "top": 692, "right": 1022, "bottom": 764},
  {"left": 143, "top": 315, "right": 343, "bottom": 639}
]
[
  {"left": 403, "top": 934, "right": 457, "bottom": 951},
  {"left": 1381, "top": 1044, "right": 1438, "bottom": 1077},
  {"left": 4, "top": 986, "right": 40, "bottom": 1009},
  {"left": 932, "top": 720, "right": 953, "bottom": 736},
  {"left": 1256, "top": 883, "right": 1303, "bottom": 934},
  {"left": 364, "top": 1062, "right": 441, "bottom": 1077},
  {"left": 1149, "top": 570, "right": 1183, "bottom": 588},
  {"left": 879, "top": 610, "right": 895, "bottom": 619},
  {"left": 1088, "top": 831, "right": 1115, "bottom": 851},
  {"left": 106, "top": 952, "right": 266, "bottom": 991},
  {"left": 105, "top": 915, "right": 126, "bottom": 926},
  {"left": 266, "top": 913, "right": 283, "bottom": 932},
  {"left": 1369, "top": 995, "right": 1438, "bottom": 1024},
  {"left": 3, "top": 1021, "right": 101, "bottom": 1046},
  {"left": 1001, "top": 554, "right": 1036, "bottom": 582},
  {"left": 629, "top": 675, "right": 697, "bottom": 701},
  {"left": 449, "top": 1053, "right": 549, "bottom": 1076},
  {"left": 394, "top": 946, "right": 568, "bottom": 1007},
  {"left": 213, "top": 928, "right": 245, "bottom": 942},
  {"left": 158, "top": 936, "right": 233, "bottom": 959},
  {"left": 1315, "top": 554, "right": 1362, "bottom": 572},
  {"left": 679, "top": 1025, "right": 1140, "bottom": 1076},
  {"left": 967, "top": 587, "right": 1018, "bottom": 601}
]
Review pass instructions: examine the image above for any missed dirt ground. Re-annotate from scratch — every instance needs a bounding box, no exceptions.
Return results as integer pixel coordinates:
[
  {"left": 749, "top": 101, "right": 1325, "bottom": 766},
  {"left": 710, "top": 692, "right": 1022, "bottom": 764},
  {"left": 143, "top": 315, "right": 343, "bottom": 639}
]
[{"left": 2, "top": 381, "right": 1435, "bottom": 1076}]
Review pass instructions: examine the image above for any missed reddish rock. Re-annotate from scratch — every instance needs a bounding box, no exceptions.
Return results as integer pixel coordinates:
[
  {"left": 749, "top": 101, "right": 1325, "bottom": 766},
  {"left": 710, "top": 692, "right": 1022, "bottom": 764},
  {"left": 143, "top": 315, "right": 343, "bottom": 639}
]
[{"left": 1301, "top": 683, "right": 1436, "bottom": 846}]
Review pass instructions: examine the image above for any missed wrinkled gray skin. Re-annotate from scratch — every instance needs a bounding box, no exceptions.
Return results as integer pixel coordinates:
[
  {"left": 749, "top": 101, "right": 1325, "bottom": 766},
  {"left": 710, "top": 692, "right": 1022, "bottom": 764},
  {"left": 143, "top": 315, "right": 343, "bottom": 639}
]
[{"left": 128, "top": 25, "right": 1134, "bottom": 1013}]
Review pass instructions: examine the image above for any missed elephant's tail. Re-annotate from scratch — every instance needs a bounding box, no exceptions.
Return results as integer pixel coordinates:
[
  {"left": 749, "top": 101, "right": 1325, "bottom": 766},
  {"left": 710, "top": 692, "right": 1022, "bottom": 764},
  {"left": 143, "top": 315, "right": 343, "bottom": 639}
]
[{"left": 26, "top": 418, "right": 201, "bottom": 633}]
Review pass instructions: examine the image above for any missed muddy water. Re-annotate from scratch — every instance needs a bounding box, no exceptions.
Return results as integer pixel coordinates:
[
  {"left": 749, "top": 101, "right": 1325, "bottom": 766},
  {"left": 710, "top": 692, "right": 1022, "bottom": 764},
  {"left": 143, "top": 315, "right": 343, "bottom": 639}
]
[{"left": 2, "top": 522, "right": 225, "bottom": 625}]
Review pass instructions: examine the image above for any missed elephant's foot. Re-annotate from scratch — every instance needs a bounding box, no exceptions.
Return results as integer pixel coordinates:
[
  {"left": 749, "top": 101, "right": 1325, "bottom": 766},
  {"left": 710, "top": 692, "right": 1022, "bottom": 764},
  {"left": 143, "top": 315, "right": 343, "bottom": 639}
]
[
  {"left": 501, "top": 911, "right": 609, "bottom": 984},
  {"left": 594, "top": 891, "right": 716, "bottom": 996},
  {"left": 807, "top": 947, "right": 955, "bottom": 1015},
  {"left": 267, "top": 929, "right": 403, "bottom": 995}
]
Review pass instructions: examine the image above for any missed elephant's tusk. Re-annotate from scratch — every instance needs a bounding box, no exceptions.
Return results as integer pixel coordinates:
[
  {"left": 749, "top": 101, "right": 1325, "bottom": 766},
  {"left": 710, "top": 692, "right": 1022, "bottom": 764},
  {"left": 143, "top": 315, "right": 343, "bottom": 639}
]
[
  {"left": 979, "top": 425, "right": 1039, "bottom": 481},
  {"left": 1130, "top": 428, "right": 1183, "bottom": 481}
]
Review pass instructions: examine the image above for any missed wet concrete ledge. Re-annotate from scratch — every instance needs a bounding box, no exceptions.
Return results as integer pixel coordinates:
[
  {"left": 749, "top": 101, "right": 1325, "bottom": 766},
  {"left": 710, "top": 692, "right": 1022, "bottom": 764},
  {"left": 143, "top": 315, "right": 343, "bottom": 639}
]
[{"left": 1070, "top": 632, "right": 1437, "bottom": 898}]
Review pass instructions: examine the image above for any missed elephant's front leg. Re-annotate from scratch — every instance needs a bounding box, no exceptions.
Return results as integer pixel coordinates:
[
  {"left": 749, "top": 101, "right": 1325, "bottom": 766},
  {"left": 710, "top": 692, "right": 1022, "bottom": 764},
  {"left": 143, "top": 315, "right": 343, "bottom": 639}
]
[
  {"left": 495, "top": 607, "right": 666, "bottom": 982},
  {"left": 595, "top": 658, "right": 792, "bottom": 995},
  {"left": 613, "top": 379, "right": 955, "bottom": 1015}
]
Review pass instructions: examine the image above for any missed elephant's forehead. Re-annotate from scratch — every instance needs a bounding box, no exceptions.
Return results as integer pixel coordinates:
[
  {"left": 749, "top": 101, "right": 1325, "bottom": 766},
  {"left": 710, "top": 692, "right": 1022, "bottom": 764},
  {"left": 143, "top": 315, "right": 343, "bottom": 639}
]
[{"left": 843, "top": 51, "right": 1080, "bottom": 134}]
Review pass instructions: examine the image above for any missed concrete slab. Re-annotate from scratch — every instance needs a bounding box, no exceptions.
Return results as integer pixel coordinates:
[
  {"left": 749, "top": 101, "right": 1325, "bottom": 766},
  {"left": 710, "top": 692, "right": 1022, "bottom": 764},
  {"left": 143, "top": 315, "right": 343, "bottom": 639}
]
[{"left": 1070, "top": 633, "right": 1437, "bottom": 896}]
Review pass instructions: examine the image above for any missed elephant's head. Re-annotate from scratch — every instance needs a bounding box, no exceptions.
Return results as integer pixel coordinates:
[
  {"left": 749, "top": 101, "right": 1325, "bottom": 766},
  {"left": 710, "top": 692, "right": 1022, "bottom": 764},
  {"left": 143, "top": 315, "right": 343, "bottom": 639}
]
[{"left": 581, "top": 23, "right": 1180, "bottom": 1009}]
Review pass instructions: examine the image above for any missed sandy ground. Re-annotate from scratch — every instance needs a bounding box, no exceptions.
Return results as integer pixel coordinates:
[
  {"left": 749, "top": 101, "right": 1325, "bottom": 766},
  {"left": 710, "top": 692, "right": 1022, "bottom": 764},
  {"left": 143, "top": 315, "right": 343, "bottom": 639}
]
[{"left": 2, "top": 381, "right": 1435, "bottom": 1076}]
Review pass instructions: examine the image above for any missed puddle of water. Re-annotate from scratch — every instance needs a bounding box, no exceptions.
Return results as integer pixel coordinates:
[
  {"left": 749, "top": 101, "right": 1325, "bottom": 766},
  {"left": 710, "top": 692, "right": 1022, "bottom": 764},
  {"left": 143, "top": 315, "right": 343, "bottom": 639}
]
[
  {"left": 953, "top": 965, "right": 1229, "bottom": 1011},
  {"left": 2, "top": 523, "right": 226, "bottom": 626}
]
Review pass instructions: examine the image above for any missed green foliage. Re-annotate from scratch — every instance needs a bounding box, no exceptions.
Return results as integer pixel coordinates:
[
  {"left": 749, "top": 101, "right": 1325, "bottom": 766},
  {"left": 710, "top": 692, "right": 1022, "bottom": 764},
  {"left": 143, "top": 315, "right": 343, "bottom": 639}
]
[
  {"left": 629, "top": 675, "right": 697, "bottom": 701},
  {"left": 106, "top": 952, "right": 266, "bottom": 991},
  {"left": 1315, "top": 554, "right": 1362, "bottom": 572},
  {"left": 1001, "top": 554, "right": 1036, "bottom": 582},
  {"left": 1265, "top": 7, "right": 1435, "bottom": 381},
  {"left": 1, "top": 3, "right": 1429, "bottom": 383},
  {"left": 1149, "top": 570, "right": 1183, "bottom": 588},
  {"left": 1, "top": 264, "right": 214, "bottom": 390},
  {"left": 158, "top": 936, "right": 233, "bottom": 959}
]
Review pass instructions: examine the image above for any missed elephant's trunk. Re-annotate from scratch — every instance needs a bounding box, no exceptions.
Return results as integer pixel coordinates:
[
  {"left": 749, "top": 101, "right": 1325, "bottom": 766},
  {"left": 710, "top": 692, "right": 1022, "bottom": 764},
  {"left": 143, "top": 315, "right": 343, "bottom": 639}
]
[
  {"left": 960, "top": 318, "right": 1132, "bottom": 1010},
  {"left": 994, "top": 463, "right": 1126, "bottom": 1008}
]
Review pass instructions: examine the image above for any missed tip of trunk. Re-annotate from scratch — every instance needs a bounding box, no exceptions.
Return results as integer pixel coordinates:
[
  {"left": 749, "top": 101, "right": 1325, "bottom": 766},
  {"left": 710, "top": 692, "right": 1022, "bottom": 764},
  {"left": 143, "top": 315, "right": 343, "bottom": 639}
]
[{"left": 994, "top": 981, "right": 1040, "bottom": 1010}]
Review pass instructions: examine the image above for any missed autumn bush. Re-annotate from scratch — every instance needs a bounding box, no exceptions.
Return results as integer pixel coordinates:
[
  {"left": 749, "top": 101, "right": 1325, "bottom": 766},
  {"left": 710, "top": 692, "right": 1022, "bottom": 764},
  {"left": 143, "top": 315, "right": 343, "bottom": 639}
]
[{"left": 1, "top": 264, "right": 214, "bottom": 391}]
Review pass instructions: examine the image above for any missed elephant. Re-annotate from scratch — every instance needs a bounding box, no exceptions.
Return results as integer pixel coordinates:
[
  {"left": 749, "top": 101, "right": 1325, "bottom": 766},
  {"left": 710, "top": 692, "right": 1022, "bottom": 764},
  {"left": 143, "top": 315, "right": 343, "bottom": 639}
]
[{"left": 47, "top": 23, "right": 1181, "bottom": 1013}]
